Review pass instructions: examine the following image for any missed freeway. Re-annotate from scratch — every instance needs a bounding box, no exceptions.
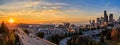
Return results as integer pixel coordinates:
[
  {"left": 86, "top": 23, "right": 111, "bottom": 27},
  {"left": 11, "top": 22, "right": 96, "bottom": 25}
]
[{"left": 15, "top": 28, "right": 56, "bottom": 45}]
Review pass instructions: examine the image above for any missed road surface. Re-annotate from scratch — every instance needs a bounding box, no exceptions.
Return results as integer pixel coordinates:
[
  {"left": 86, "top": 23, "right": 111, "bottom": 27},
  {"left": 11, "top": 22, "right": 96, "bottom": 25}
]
[{"left": 16, "top": 28, "right": 56, "bottom": 45}]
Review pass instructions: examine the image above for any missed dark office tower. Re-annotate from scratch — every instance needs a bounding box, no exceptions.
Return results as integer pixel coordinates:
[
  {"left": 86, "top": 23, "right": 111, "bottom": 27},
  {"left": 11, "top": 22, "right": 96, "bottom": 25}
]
[
  {"left": 104, "top": 10, "right": 108, "bottom": 22},
  {"left": 109, "top": 13, "right": 113, "bottom": 22}
]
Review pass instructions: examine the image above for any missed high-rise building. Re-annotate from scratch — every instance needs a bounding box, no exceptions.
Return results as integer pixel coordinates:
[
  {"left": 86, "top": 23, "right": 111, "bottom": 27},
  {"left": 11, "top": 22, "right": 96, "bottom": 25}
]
[
  {"left": 104, "top": 10, "right": 108, "bottom": 22},
  {"left": 109, "top": 13, "right": 113, "bottom": 22}
]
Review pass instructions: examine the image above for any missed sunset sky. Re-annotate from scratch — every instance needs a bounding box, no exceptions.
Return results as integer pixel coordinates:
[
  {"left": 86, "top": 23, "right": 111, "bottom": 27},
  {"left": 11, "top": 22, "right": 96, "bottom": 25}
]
[{"left": 0, "top": 0, "right": 120, "bottom": 24}]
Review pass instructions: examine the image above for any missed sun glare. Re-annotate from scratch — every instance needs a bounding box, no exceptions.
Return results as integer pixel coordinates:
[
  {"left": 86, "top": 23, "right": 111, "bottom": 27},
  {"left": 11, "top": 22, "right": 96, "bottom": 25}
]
[{"left": 8, "top": 18, "right": 15, "bottom": 23}]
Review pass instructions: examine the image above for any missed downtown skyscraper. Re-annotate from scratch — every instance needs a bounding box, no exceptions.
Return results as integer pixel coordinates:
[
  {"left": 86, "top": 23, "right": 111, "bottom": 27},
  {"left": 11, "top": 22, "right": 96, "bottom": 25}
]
[
  {"left": 104, "top": 10, "right": 108, "bottom": 22},
  {"left": 109, "top": 13, "right": 113, "bottom": 22}
]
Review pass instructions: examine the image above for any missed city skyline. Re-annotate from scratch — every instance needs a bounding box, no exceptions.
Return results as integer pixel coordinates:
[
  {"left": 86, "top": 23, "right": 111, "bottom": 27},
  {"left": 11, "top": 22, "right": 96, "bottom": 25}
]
[
  {"left": 0, "top": 0, "right": 120, "bottom": 24},
  {"left": 1, "top": 0, "right": 120, "bottom": 45}
]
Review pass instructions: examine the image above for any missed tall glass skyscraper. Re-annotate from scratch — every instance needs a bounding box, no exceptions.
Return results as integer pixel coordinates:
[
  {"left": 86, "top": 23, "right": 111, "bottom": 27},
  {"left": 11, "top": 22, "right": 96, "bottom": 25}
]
[
  {"left": 104, "top": 10, "right": 108, "bottom": 22},
  {"left": 109, "top": 14, "right": 113, "bottom": 22}
]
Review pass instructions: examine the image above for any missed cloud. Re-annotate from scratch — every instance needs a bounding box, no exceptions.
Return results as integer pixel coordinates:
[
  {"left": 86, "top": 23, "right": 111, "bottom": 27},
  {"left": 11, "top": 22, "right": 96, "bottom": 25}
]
[
  {"left": 0, "top": 0, "right": 82, "bottom": 23},
  {"left": 0, "top": 0, "right": 68, "bottom": 12},
  {"left": 0, "top": 1, "right": 40, "bottom": 10},
  {"left": 0, "top": 8, "right": 66, "bottom": 19},
  {"left": 0, "top": 0, "right": 68, "bottom": 19}
]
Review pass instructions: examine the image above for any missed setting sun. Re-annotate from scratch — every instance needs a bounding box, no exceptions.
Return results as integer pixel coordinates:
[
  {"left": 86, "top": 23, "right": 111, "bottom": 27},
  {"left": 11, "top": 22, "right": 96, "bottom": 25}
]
[{"left": 8, "top": 18, "right": 15, "bottom": 23}]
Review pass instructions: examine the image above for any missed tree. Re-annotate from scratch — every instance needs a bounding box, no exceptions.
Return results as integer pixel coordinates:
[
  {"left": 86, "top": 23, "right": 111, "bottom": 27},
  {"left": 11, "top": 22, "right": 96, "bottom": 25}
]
[
  {"left": 100, "top": 34, "right": 105, "bottom": 43},
  {"left": 0, "top": 21, "right": 9, "bottom": 33},
  {"left": 48, "top": 35, "right": 59, "bottom": 44},
  {"left": 111, "top": 28, "right": 120, "bottom": 41},
  {"left": 48, "top": 34, "right": 66, "bottom": 44},
  {"left": 23, "top": 29, "right": 29, "bottom": 34},
  {"left": 97, "top": 26, "right": 100, "bottom": 29},
  {"left": 106, "top": 31, "right": 111, "bottom": 40},
  {"left": 78, "top": 30, "right": 83, "bottom": 35},
  {"left": 0, "top": 21, "right": 15, "bottom": 45},
  {"left": 37, "top": 32, "right": 44, "bottom": 38}
]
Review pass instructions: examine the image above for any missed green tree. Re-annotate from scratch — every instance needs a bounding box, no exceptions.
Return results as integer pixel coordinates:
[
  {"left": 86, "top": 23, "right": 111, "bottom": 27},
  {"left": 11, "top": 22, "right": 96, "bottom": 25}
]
[
  {"left": 100, "top": 34, "right": 105, "bottom": 43},
  {"left": 37, "top": 32, "right": 44, "bottom": 38},
  {"left": 78, "top": 30, "right": 83, "bottom": 35},
  {"left": 24, "top": 29, "right": 29, "bottom": 34},
  {"left": 0, "top": 21, "right": 9, "bottom": 33},
  {"left": 106, "top": 31, "right": 111, "bottom": 40},
  {"left": 0, "top": 21, "right": 15, "bottom": 45}
]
